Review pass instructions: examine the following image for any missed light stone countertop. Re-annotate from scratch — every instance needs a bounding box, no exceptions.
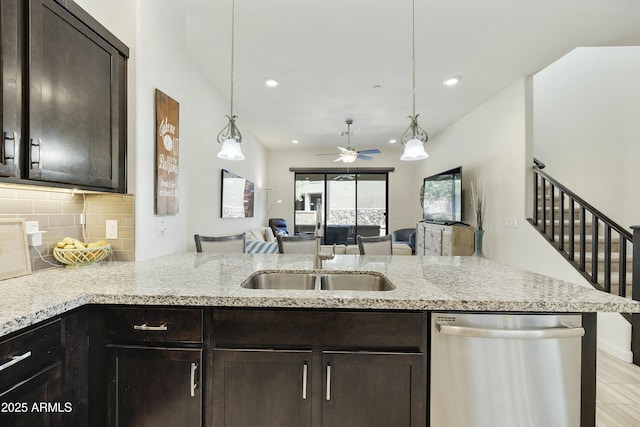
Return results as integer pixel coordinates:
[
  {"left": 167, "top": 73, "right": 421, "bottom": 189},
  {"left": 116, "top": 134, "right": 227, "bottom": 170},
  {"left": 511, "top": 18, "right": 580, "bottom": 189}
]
[{"left": 1, "top": 253, "right": 639, "bottom": 337}]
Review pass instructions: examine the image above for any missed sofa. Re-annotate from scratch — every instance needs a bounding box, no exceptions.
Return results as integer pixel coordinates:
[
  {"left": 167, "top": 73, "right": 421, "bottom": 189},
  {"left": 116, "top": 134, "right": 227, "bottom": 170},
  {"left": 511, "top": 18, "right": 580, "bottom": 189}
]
[{"left": 243, "top": 227, "right": 412, "bottom": 255}]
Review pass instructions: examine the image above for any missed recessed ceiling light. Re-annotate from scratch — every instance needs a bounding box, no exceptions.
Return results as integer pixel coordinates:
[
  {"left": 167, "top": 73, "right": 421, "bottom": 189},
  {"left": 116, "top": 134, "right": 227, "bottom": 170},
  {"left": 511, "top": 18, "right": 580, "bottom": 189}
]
[
  {"left": 291, "top": 139, "right": 299, "bottom": 144},
  {"left": 443, "top": 76, "right": 461, "bottom": 86},
  {"left": 389, "top": 139, "right": 397, "bottom": 144},
  {"left": 265, "top": 77, "right": 279, "bottom": 87}
]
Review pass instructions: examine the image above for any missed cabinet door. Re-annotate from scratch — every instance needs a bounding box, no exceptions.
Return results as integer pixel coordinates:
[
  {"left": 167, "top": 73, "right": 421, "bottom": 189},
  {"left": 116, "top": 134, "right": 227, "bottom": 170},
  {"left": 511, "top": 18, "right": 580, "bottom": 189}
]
[
  {"left": 212, "top": 349, "right": 312, "bottom": 427},
  {"left": 0, "top": 0, "right": 22, "bottom": 178},
  {"left": 28, "top": 0, "right": 126, "bottom": 192},
  {"left": 322, "top": 351, "right": 424, "bottom": 427},
  {"left": 107, "top": 346, "right": 202, "bottom": 427},
  {"left": 424, "top": 226, "right": 442, "bottom": 256},
  {"left": 0, "top": 362, "right": 63, "bottom": 427}
]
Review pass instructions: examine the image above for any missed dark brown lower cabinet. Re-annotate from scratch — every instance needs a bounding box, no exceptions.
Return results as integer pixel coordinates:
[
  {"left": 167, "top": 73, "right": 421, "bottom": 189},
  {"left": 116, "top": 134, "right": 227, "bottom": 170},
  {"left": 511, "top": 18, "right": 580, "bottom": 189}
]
[
  {"left": 212, "top": 349, "right": 312, "bottom": 427},
  {"left": 322, "top": 351, "right": 424, "bottom": 427},
  {"left": 106, "top": 346, "right": 202, "bottom": 427},
  {"left": 0, "top": 362, "right": 63, "bottom": 427},
  {"left": 211, "top": 349, "right": 424, "bottom": 427}
]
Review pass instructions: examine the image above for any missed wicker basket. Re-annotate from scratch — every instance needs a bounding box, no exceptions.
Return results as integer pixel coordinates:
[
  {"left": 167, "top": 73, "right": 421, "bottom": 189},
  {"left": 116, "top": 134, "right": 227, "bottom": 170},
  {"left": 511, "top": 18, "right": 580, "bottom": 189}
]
[{"left": 53, "top": 244, "right": 112, "bottom": 266}]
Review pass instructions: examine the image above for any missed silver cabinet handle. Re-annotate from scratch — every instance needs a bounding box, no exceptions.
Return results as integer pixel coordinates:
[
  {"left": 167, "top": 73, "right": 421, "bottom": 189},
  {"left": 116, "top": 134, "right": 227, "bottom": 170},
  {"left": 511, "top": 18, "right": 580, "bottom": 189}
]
[
  {"left": 0, "top": 351, "right": 32, "bottom": 372},
  {"left": 133, "top": 323, "right": 168, "bottom": 331},
  {"left": 1, "top": 132, "right": 18, "bottom": 165},
  {"left": 326, "top": 364, "right": 331, "bottom": 401},
  {"left": 436, "top": 322, "right": 585, "bottom": 340},
  {"left": 30, "top": 138, "right": 42, "bottom": 169},
  {"left": 302, "top": 362, "right": 308, "bottom": 400},
  {"left": 190, "top": 362, "right": 198, "bottom": 397}
]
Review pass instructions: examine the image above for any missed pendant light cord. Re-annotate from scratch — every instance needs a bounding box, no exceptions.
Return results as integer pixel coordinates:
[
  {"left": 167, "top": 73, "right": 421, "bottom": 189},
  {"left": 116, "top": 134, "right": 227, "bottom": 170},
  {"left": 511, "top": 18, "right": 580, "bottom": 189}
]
[
  {"left": 230, "top": 0, "right": 236, "bottom": 117},
  {"left": 411, "top": 0, "right": 416, "bottom": 119}
]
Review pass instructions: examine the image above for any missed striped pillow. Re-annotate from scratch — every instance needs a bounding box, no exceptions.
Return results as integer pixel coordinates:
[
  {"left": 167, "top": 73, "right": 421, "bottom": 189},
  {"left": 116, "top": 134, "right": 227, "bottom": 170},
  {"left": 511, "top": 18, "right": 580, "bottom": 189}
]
[{"left": 245, "top": 240, "right": 279, "bottom": 254}]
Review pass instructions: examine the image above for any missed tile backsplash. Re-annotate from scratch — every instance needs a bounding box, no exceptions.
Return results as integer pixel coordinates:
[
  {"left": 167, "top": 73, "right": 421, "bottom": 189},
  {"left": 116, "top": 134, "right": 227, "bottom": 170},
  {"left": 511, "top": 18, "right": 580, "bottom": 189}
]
[{"left": 0, "top": 185, "right": 135, "bottom": 270}]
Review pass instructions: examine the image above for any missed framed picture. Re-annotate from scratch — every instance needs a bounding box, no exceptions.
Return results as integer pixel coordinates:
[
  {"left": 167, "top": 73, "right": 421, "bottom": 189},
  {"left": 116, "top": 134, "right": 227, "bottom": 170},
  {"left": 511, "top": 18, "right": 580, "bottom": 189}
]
[
  {"left": 155, "top": 89, "right": 180, "bottom": 215},
  {"left": 0, "top": 219, "right": 32, "bottom": 281},
  {"left": 221, "top": 169, "right": 255, "bottom": 218}
]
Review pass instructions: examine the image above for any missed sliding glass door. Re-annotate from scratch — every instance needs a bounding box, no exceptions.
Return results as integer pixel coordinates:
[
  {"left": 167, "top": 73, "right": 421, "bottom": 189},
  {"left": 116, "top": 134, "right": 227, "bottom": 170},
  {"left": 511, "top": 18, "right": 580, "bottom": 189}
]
[{"left": 294, "top": 171, "right": 388, "bottom": 244}]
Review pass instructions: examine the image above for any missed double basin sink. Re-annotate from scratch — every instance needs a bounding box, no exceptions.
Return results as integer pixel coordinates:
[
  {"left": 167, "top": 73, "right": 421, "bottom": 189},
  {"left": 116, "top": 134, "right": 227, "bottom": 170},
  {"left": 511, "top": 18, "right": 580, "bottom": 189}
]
[{"left": 242, "top": 271, "right": 395, "bottom": 291}]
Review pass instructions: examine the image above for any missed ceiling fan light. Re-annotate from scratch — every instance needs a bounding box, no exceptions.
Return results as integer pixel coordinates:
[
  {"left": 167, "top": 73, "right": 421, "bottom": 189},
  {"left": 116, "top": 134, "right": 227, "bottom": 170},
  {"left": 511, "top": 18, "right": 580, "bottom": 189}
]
[
  {"left": 342, "top": 153, "right": 357, "bottom": 163},
  {"left": 400, "top": 138, "right": 428, "bottom": 161},
  {"left": 217, "top": 138, "right": 245, "bottom": 161}
]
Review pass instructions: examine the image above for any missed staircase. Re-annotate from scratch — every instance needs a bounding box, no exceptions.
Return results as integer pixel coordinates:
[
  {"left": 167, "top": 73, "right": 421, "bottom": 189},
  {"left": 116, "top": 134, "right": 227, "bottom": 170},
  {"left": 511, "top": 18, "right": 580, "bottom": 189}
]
[{"left": 528, "top": 159, "right": 640, "bottom": 365}]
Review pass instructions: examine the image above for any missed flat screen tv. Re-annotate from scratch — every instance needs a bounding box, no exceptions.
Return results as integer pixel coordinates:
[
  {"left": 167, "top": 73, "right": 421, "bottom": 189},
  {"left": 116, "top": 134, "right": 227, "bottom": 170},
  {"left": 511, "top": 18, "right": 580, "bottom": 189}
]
[{"left": 421, "top": 166, "right": 462, "bottom": 224}]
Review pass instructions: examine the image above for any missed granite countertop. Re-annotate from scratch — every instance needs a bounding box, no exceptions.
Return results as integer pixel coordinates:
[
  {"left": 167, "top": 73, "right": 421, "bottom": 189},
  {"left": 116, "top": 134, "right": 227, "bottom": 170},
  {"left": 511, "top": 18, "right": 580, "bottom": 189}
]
[{"left": 1, "top": 253, "right": 639, "bottom": 337}]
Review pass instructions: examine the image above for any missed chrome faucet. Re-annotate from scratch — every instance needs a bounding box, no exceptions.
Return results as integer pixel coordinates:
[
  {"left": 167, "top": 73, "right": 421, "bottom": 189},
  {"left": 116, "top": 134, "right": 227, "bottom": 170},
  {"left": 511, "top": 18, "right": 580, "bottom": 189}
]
[{"left": 313, "top": 204, "right": 335, "bottom": 269}]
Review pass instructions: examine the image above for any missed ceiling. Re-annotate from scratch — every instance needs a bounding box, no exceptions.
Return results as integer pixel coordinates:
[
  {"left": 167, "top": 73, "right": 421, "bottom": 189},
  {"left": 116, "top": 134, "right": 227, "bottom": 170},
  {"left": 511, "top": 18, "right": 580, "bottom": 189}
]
[{"left": 185, "top": 0, "right": 640, "bottom": 153}]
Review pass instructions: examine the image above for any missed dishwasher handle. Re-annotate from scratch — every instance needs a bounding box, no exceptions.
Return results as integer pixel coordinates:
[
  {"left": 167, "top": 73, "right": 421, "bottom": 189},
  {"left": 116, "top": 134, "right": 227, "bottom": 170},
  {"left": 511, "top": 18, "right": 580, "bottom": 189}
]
[{"left": 436, "top": 322, "right": 585, "bottom": 340}]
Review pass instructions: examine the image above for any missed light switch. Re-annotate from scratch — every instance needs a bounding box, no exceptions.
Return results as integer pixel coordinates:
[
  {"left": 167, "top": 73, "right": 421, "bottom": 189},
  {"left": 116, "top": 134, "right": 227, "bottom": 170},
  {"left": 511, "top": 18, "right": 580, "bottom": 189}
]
[{"left": 504, "top": 218, "right": 518, "bottom": 228}]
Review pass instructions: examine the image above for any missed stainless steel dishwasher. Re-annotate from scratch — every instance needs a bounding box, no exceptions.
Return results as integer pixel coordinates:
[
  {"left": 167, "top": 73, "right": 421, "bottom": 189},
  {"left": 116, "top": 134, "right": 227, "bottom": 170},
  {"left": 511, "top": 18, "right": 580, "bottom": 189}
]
[{"left": 430, "top": 312, "right": 584, "bottom": 427}]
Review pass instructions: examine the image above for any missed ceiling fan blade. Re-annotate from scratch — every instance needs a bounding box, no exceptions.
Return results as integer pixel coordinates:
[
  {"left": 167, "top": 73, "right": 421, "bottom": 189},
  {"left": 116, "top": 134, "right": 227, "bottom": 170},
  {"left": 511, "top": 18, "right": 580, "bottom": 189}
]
[
  {"left": 357, "top": 154, "right": 374, "bottom": 161},
  {"left": 357, "top": 149, "right": 381, "bottom": 154},
  {"left": 337, "top": 146, "right": 350, "bottom": 153},
  {"left": 316, "top": 153, "right": 339, "bottom": 156}
]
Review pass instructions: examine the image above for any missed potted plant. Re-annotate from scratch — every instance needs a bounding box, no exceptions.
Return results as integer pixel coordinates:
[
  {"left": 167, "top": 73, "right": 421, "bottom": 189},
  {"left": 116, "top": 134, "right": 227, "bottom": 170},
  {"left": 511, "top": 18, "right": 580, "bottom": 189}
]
[{"left": 471, "top": 179, "right": 486, "bottom": 257}]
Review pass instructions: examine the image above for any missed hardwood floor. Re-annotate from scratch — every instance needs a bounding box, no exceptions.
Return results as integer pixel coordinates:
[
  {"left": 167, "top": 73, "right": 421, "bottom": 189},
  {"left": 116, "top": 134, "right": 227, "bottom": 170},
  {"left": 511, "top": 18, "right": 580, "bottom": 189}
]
[{"left": 597, "top": 351, "right": 640, "bottom": 426}]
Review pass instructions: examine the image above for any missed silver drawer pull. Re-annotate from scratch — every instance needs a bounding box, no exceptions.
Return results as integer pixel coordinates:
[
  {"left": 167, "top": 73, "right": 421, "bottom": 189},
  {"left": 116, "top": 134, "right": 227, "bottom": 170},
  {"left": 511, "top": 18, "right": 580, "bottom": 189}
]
[
  {"left": 190, "top": 363, "right": 198, "bottom": 397},
  {"left": 0, "top": 351, "right": 32, "bottom": 372},
  {"left": 326, "top": 364, "right": 331, "bottom": 401},
  {"left": 133, "top": 323, "right": 168, "bottom": 331}
]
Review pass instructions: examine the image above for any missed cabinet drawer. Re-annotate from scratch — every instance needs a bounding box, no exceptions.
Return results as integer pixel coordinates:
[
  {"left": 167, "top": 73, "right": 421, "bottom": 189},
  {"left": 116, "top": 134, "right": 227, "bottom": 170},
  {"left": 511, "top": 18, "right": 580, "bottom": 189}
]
[
  {"left": 105, "top": 307, "right": 203, "bottom": 344},
  {"left": 0, "top": 320, "right": 61, "bottom": 392},
  {"left": 213, "top": 309, "right": 425, "bottom": 351}
]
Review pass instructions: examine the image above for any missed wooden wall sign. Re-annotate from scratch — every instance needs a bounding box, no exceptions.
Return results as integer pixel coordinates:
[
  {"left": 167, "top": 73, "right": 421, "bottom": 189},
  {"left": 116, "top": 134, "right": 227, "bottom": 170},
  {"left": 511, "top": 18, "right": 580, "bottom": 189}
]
[{"left": 155, "top": 89, "right": 180, "bottom": 215}]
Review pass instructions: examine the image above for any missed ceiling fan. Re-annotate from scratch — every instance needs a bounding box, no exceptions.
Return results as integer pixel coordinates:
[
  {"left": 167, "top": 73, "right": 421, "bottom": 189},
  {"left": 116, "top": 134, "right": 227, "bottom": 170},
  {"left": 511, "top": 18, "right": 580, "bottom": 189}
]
[{"left": 317, "top": 119, "right": 381, "bottom": 163}]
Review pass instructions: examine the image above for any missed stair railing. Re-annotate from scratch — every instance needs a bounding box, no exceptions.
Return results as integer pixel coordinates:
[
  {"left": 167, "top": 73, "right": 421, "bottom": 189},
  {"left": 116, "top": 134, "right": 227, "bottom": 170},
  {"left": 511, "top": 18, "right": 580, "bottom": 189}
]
[{"left": 529, "top": 159, "right": 636, "bottom": 299}]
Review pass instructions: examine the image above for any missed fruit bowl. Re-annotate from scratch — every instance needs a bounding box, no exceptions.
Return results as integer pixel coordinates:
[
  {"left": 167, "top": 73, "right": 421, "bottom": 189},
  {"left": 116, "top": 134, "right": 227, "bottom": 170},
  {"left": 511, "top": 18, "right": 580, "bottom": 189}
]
[{"left": 53, "top": 244, "right": 112, "bottom": 266}]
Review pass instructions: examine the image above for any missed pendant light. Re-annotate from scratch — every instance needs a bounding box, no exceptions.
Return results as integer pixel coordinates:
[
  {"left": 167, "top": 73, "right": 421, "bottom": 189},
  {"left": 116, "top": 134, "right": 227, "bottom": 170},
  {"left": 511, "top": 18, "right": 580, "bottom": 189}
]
[
  {"left": 217, "top": 0, "right": 245, "bottom": 161},
  {"left": 400, "top": 0, "right": 428, "bottom": 161}
]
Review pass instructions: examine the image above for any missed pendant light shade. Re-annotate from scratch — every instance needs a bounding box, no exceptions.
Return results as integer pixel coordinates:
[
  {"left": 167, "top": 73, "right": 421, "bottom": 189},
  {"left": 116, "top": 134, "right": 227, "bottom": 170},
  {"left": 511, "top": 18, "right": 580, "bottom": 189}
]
[
  {"left": 400, "top": 0, "right": 428, "bottom": 161},
  {"left": 217, "top": 0, "right": 244, "bottom": 161},
  {"left": 400, "top": 138, "right": 429, "bottom": 161},
  {"left": 218, "top": 138, "right": 245, "bottom": 161}
]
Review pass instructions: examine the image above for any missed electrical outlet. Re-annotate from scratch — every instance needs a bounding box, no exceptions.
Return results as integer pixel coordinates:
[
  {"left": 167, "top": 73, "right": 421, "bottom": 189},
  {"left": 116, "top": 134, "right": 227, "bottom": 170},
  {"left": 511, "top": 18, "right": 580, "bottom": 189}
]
[
  {"left": 157, "top": 219, "right": 167, "bottom": 236},
  {"left": 106, "top": 220, "right": 118, "bottom": 239},
  {"left": 25, "top": 221, "right": 40, "bottom": 234}
]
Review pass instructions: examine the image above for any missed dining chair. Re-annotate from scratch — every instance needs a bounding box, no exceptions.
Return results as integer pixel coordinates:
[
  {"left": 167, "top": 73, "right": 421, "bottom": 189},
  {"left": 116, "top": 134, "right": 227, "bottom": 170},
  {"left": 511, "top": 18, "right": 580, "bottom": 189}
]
[
  {"left": 356, "top": 234, "right": 393, "bottom": 255},
  {"left": 194, "top": 233, "right": 245, "bottom": 253},
  {"left": 277, "top": 234, "right": 316, "bottom": 254}
]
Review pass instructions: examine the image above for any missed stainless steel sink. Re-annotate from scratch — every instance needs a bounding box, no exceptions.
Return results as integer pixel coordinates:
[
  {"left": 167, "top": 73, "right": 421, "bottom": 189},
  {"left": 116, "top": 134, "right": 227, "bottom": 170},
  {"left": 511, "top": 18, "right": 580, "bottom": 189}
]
[
  {"left": 241, "top": 272, "right": 318, "bottom": 290},
  {"left": 241, "top": 271, "right": 395, "bottom": 291},
  {"left": 320, "top": 273, "right": 395, "bottom": 291}
]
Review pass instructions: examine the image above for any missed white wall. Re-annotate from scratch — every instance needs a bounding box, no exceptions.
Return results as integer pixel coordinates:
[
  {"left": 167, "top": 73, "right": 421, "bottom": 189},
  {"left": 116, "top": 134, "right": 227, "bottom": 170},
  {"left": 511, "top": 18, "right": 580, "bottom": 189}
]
[
  {"left": 266, "top": 148, "right": 422, "bottom": 234},
  {"left": 418, "top": 79, "right": 534, "bottom": 267},
  {"left": 76, "top": 0, "right": 269, "bottom": 259},
  {"left": 534, "top": 47, "right": 640, "bottom": 229}
]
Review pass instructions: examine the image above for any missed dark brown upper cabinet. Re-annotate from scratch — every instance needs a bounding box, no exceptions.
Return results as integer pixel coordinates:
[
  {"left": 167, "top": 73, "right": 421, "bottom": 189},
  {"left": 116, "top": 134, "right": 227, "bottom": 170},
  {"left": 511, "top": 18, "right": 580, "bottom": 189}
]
[
  {"left": 0, "top": 0, "right": 23, "bottom": 179},
  {"left": 1, "top": 0, "right": 128, "bottom": 192}
]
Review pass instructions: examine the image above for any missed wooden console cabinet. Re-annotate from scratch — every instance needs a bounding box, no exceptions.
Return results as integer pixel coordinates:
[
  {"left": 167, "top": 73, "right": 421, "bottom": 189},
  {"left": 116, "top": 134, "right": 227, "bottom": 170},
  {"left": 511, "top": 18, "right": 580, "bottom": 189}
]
[{"left": 416, "top": 222, "right": 474, "bottom": 256}]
